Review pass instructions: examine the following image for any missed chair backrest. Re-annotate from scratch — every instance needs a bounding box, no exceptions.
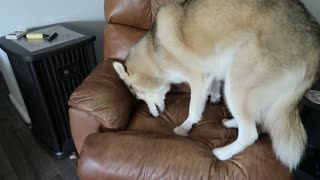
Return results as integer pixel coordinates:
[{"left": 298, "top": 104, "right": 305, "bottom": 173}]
[{"left": 104, "top": 0, "right": 182, "bottom": 61}]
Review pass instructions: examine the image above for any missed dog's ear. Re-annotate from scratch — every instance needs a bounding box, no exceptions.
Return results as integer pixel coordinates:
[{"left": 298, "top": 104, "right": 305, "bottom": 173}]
[{"left": 113, "top": 62, "right": 128, "bottom": 79}]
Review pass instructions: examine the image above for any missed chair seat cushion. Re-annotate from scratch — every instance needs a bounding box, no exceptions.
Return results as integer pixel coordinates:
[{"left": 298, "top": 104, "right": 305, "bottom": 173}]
[{"left": 78, "top": 93, "right": 291, "bottom": 179}]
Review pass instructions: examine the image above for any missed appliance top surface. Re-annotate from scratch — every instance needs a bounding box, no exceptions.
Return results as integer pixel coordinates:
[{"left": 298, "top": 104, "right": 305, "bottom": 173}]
[{"left": 0, "top": 23, "right": 95, "bottom": 61}]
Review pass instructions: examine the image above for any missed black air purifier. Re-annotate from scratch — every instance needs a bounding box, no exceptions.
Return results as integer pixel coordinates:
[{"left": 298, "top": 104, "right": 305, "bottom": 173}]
[
  {"left": 300, "top": 80, "right": 320, "bottom": 179},
  {"left": 0, "top": 24, "right": 97, "bottom": 158}
]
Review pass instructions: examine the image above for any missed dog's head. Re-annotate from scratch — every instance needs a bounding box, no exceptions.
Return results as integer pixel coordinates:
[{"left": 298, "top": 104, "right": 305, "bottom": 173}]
[{"left": 113, "top": 62, "right": 170, "bottom": 117}]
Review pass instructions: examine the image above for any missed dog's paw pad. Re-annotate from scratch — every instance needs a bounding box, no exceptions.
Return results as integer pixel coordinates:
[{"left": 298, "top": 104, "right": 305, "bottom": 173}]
[
  {"left": 173, "top": 126, "right": 189, "bottom": 136},
  {"left": 213, "top": 147, "right": 233, "bottom": 161},
  {"left": 222, "top": 118, "right": 238, "bottom": 128}
]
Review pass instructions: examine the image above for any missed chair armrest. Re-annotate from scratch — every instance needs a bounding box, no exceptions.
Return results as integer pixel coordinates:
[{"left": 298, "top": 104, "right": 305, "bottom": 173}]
[
  {"left": 69, "top": 108, "right": 102, "bottom": 153},
  {"left": 68, "top": 60, "right": 134, "bottom": 130}
]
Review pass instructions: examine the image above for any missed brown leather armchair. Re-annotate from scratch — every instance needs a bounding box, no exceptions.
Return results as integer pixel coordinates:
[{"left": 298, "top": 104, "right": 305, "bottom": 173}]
[{"left": 68, "top": 0, "right": 292, "bottom": 179}]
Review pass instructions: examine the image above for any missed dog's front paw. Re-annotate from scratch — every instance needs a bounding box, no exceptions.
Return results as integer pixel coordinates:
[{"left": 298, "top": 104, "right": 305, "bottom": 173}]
[
  {"left": 173, "top": 126, "right": 190, "bottom": 136},
  {"left": 213, "top": 147, "right": 233, "bottom": 161}
]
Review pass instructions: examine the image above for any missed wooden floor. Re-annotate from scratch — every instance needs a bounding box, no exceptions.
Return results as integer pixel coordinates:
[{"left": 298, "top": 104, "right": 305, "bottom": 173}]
[{"left": 0, "top": 73, "right": 79, "bottom": 180}]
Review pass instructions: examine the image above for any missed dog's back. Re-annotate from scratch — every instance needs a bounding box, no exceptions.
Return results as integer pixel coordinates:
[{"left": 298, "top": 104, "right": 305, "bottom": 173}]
[{"left": 157, "top": 0, "right": 320, "bottom": 74}]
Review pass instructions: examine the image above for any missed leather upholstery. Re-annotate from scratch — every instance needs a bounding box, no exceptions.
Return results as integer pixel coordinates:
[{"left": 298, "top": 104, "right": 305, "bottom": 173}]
[
  {"left": 69, "top": 108, "right": 102, "bottom": 153},
  {"left": 80, "top": 134, "right": 289, "bottom": 179},
  {"left": 69, "top": 60, "right": 134, "bottom": 129},
  {"left": 104, "top": 24, "right": 146, "bottom": 61},
  {"left": 68, "top": 0, "right": 292, "bottom": 179},
  {"left": 103, "top": 0, "right": 184, "bottom": 61},
  {"left": 104, "top": 0, "right": 184, "bottom": 30}
]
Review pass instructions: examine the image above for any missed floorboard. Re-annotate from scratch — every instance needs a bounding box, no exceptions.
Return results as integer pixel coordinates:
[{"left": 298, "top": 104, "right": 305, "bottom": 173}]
[
  {"left": 0, "top": 72, "right": 78, "bottom": 180},
  {"left": 0, "top": 143, "right": 18, "bottom": 180}
]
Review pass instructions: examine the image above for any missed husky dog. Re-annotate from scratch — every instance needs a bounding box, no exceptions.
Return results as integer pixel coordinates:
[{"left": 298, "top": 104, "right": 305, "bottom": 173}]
[{"left": 113, "top": 0, "right": 320, "bottom": 171}]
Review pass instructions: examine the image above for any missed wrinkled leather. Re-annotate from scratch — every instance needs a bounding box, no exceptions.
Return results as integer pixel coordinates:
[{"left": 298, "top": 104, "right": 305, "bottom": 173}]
[
  {"left": 104, "top": 0, "right": 184, "bottom": 30},
  {"left": 104, "top": 24, "right": 146, "bottom": 61},
  {"left": 103, "top": 0, "right": 184, "bottom": 61},
  {"left": 68, "top": 0, "right": 292, "bottom": 179},
  {"left": 68, "top": 60, "right": 134, "bottom": 130},
  {"left": 78, "top": 94, "right": 291, "bottom": 180},
  {"left": 105, "top": 0, "right": 152, "bottom": 30},
  {"left": 80, "top": 133, "right": 291, "bottom": 180}
]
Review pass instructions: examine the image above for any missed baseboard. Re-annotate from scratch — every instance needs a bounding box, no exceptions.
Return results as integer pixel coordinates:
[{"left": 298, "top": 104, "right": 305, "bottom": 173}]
[{"left": 8, "top": 93, "right": 31, "bottom": 124}]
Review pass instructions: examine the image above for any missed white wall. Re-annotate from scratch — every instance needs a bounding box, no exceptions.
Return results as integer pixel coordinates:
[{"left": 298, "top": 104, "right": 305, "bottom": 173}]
[
  {"left": 301, "top": 0, "right": 320, "bottom": 21},
  {"left": 0, "top": 0, "right": 105, "bottom": 61}
]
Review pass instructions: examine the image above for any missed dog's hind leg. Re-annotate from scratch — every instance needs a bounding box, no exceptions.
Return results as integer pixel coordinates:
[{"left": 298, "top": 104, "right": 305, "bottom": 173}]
[
  {"left": 212, "top": 41, "right": 263, "bottom": 160},
  {"left": 174, "top": 73, "right": 214, "bottom": 136},
  {"left": 213, "top": 71, "right": 258, "bottom": 160}
]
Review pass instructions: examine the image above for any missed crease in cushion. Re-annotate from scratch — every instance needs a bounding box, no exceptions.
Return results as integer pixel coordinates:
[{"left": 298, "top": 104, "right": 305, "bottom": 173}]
[
  {"left": 127, "top": 94, "right": 236, "bottom": 143},
  {"left": 69, "top": 60, "right": 134, "bottom": 129}
]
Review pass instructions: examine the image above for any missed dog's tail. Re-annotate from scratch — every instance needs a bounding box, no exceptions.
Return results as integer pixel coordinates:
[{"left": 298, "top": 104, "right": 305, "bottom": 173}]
[{"left": 265, "top": 86, "right": 308, "bottom": 171}]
